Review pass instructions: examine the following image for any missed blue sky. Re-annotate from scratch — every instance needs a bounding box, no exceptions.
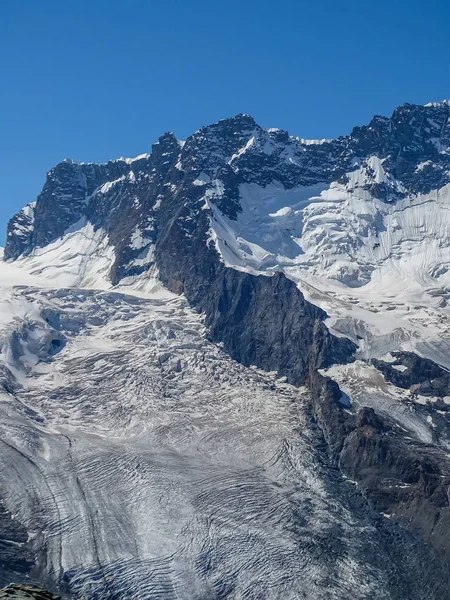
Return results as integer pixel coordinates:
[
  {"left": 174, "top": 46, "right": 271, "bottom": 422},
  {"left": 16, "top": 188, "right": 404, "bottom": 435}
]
[{"left": 1, "top": 0, "right": 449, "bottom": 244}]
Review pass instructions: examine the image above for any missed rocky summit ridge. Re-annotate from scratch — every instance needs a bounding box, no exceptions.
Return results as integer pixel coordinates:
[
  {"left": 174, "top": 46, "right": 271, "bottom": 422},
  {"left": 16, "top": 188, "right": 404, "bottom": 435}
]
[{"left": 6, "top": 100, "right": 450, "bottom": 260}]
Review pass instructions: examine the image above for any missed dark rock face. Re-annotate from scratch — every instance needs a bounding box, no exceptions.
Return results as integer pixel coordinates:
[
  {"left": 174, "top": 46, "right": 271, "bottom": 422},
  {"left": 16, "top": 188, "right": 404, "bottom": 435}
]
[
  {"left": 5, "top": 160, "right": 129, "bottom": 260},
  {"left": 0, "top": 505, "right": 33, "bottom": 589},
  {"left": 156, "top": 205, "right": 356, "bottom": 385},
  {"left": 309, "top": 375, "right": 356, "bottom": 456},
  {"left": 370, "top": 353, "right": 450, "bottom": 448},
  {"left": 342, "top": 409, "right": 450, "bottom": 557},
  {"left": 350, "top": 102, "right": 450, "bottom": 197},
  {"left": 4, "top": 133, "right": 182, "bottom": 278},
  {"left": 373, "top": 351, "right": 450, "bottom": 397},
  {"left": 309, "top": 383, "right": 450, "bottom": 600},
  {"left": 310, "top": 371, "right": 450, "bottom": 592},
  {"left": 0, "top": 585, "right": 68, "bottom": 600}
]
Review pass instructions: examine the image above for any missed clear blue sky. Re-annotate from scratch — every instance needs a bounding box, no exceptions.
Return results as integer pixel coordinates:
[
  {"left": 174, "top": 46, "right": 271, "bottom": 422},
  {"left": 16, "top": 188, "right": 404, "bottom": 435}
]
[{"left": 1, "top": 0, "right": 449, "bottom": 244}]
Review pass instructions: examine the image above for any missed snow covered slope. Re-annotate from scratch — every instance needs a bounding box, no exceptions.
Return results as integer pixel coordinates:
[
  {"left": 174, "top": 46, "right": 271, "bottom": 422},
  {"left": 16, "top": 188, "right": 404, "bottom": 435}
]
[
  {"left": 206, "top": 164, "right": 450, "bottom": 368},
  {"left": 0, "top": 263, "right": 424, "bottom": 599},
  {"left": 6, "top": 101, "right": 450, "bottom": 371}
]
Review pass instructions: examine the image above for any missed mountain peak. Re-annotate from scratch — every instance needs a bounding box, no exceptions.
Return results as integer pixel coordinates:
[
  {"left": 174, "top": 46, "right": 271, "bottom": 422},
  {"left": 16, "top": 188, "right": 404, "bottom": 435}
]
[
  {"left": 195, "top": 113, "right": 258, "bottom": 137},
  {"left": 424, "top": 99, "right": 450, "bottom": 107},
  {"left": 154, "top": 131, "right": 179, "bottom": 145},
  {"left": 218, "top": 113, "right": 257, "bottom": 127}
]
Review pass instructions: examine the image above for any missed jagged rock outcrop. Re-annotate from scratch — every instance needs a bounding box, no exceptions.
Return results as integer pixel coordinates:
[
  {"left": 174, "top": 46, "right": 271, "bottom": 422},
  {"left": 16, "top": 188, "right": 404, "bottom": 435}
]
[
  {"left": 6, "top": 101, "right": 450, "bottom": 267},
  {"left": 309, "top": 370, "right": 450, "bottom": 590},
  {"left": 156, "top": 197, "right": 356, "bottom": 385},
  {"left": 350, "top": 101, "right": 450, "bottom": 197},
  {"left": 4, "top": 134, "right": 182, "bottom": 285},
  {"left": 0, "top": 585, "right": 69, "bottom": 600},
  {"left": 373, "top": 351, "right": 450, "bottom": 397}
]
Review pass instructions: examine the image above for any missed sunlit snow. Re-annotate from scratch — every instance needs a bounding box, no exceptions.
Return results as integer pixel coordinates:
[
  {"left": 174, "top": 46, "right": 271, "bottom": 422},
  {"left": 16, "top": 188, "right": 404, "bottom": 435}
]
[{"left": 0, "top": 250, "right": 389, "bottom": 599}]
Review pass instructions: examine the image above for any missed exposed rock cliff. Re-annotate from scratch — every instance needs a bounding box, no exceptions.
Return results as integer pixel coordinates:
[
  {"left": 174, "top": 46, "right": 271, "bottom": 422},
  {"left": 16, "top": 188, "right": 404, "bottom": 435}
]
[{"left": 0, "top": 585, "right": 69, "bottom": 600}]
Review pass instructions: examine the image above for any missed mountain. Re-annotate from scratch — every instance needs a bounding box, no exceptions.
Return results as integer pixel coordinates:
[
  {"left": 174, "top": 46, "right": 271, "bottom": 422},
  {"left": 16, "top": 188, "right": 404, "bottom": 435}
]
[{"left": 1, "top": 101, "right": 450, "bottom": 599}]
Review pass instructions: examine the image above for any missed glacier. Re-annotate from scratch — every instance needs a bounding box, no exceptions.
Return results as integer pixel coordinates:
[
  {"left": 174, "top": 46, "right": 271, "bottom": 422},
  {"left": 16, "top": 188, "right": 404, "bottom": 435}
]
[{"left": 0, "top": 257, "right": 408, "bottom": 599}]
